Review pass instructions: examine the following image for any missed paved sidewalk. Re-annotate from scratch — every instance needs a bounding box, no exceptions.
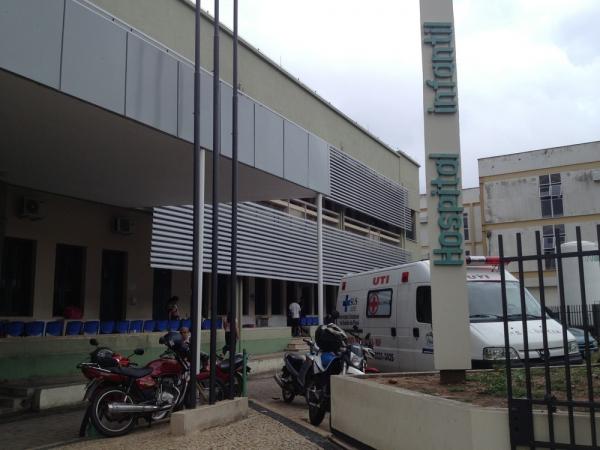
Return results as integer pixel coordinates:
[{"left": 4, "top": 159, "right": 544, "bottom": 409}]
[{"left": 62, "top": 406, "right": 331, "bottom": 450}]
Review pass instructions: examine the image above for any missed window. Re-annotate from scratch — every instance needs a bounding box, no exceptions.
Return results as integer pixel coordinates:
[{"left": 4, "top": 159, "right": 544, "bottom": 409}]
[
  {"left": 416, "top": 286, "right": 432, "bottom": 324},
  {"left": 543, "top": 224, "right": 565, "bottom": 269},
  {"left": 254, "top": 278, "right": 267, "bottom": 315},
  {"left": 0, "top": 237, "right": 36, "bottom": 316},
  {"left": 406, "top": 210, "right": 417, "bottom": 241},
  {"left": 463, "top": 212, "right": 470, "bottom": 241},
  {"left": 271, "top": 279, "right": 282, "bottom": 315},
  {"left": 539, "top": 173, "right": 563, "bottom": 218},
  {"left": 365, "top": 289, "right": 393, "bottom": 318},
  {"left": 53, "top": 244, "right": 86, "bottom": 317}
]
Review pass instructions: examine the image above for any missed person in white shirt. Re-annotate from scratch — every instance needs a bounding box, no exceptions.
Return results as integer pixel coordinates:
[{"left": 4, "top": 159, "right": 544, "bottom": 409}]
[{"left": 288, "top": 300, "right": 302, "bottom": 337}]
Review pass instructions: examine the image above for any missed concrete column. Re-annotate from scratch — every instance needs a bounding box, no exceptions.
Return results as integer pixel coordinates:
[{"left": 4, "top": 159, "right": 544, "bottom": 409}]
[
  {"left": 420, "top": 0, "right": 471, "bottom": 377},
  {"left": 194, "top": 149, "right": 206, "bottom": 366},
  {"left": 317, "top": 193, "right": 324, "bottom": 325},
  {"left": 0, "top": 182, "right": 6, "bottom": 281}
]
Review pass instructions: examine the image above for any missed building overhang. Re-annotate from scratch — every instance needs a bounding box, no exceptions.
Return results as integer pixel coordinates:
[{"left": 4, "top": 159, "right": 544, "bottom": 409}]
[{"left": 0, "top": 0, "right": 329, "bottom": 208}]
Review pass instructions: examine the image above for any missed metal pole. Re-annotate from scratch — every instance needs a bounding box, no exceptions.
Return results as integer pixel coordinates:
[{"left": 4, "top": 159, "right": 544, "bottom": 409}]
[
  {"left": 317, "top": 193, "right": 324, "bottom": 324},
  {"left": 209, "top": 0, "right": 221, "bottom": 405},
  {"left": 186, "top": 0, "right": 202, "bottom": 409},
  {"left": 227, "top": 0, "right": 239, "bottom": 400}
]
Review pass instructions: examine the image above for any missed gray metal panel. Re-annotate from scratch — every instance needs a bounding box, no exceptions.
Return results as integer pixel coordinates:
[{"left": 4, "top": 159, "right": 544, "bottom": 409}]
[
  {"left": 126, "top": 34, "right": 178, "bottom": 134},
  {"left": 151, "top": 203, "right": 410, "bottom": 284},
  {"left": 284, "top": 122, "right": 309, "bottom": 186},
  {"left": 254, "top": 105, "right": 284, "bottom": 177},
  {"left": 177, "top": 62, "right": 193, "bottom": 142},
  {"left": 0, "top": 0, "right": 64, "bottom": 88},
  {"left": 238, "top": 95, "right": 255, "bottom": 166},
  {"left": 220, "top": 82, "right": 233, "bottom": 158},
  {"left": 329, "top": 147, "right": 411, "bottom": 230},
  {"left": 308, "top": 135, "right": 330, "bottom": 194},
  {"left": 199, "top": 70, "right": 213, "bottom": 150},
  {"left": 61, "top": 0, "right": 126, "bottom": 114}
]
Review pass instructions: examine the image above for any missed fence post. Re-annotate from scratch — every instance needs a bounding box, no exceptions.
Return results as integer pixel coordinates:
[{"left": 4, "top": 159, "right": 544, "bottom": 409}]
[
  {"left": 567, "top": 305, "right": 571, "bottom": 327},
  {"left": 593, "top": 304, "right": 600, "bottom": 338}
]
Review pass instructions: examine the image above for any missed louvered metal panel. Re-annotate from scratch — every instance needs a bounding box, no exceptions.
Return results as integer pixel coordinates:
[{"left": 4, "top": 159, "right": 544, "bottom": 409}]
[
  {"left": 151, "top": 203, "right": 409, "bottom": 285},
  {"left": 329, "top": 147, "right": 412, "bottom": 231}
]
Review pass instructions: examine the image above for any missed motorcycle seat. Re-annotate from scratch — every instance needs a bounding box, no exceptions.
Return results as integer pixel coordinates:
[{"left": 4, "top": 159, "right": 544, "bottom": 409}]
[
  {"left": 109, "top": 366, "right": 153, "bottom": 378},
  {"left": 220, "top": 354, "right": 244, "bottom": 371}
]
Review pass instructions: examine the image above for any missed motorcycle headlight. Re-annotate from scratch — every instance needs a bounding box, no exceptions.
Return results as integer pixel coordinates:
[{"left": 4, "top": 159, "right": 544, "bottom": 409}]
[
  {"left": 350, "top": 352, "right": 362, "bottom": 368},
  {"left": 483, "top": 347, "right": 519, "bottom": 361},
  {"left": 568, "top": 341, "right": 579, "bottom": 355}
]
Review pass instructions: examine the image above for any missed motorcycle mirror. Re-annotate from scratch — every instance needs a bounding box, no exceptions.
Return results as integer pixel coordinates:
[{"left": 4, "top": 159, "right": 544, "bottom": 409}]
[
  {"left": 134, "top": 348, "right": 145, "bottom": 356},
  {"left": 89, "top": 338, "right": 98, "bottom": 346}
]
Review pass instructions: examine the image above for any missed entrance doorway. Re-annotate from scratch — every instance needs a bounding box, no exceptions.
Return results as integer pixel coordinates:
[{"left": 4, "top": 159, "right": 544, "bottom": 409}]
[
  {"left": 152, "top": 268, "right": 172, "bottom": 320},
  {"left": 100, "top": 250, "right": 127, "bottom": 321}
]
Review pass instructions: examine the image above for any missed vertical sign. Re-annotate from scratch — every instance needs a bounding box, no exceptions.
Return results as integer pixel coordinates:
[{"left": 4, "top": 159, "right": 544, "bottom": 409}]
[{"left": 419, "top": 0, "right": 471, "bottom": 372}]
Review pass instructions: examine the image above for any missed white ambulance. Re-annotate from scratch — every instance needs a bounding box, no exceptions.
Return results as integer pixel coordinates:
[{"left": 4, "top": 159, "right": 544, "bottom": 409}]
[{"left": 336, "top": 257, "right": 581, "bottom": 372}]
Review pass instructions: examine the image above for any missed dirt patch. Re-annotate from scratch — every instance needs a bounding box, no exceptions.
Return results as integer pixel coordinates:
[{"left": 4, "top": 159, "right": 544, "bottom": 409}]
[{"left": 370, "top": 365, "right": 600, "bottom": 410}]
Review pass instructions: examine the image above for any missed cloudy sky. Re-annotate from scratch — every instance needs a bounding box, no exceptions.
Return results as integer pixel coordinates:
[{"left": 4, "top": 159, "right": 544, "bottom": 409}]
[{"left": 198, "top": 0, "right": 600, "bottom": 191}]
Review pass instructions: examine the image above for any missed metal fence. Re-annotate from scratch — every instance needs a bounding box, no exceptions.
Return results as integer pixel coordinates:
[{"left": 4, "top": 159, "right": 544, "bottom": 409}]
[
  {"left": 547, "top": 304, "right": 600, "bottom": 337},
  {"left": 499, "top": 225, "right": 600, "bottom": 450}
]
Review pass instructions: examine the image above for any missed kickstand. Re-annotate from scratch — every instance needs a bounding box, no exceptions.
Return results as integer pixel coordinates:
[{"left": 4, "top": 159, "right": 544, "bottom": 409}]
[{"left": 78, "top": 405, "right": 92, "bottom": 438}]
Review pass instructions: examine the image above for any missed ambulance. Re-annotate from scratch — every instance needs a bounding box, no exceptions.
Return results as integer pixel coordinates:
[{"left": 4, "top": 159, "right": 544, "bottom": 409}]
[{"left": 336, "top": 257, "right": 582, "bottom": 372}]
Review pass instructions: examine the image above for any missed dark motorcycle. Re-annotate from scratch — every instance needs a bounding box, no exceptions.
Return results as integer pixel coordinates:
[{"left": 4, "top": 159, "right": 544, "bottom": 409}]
[
  {"left": 274, "top": 338, "right": 318, "bottom": 403},
  {"left": 78, "top": 332, "right": 190, "bottom": 437},
  {"left": 306, "top": 324, "right": 375, "bottom": 426}
]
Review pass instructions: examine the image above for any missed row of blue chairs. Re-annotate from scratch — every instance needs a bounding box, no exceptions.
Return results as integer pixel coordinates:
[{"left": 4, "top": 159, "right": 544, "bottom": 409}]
[
  {"left": 0, "top": 318, "right": 201, "bottom": 337},
  {"left": 300, "top": 317, "right": 319, "bottom": 326}
]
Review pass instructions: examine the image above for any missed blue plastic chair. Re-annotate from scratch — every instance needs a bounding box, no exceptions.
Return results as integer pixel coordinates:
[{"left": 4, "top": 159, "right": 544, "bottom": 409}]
[
  {"left": 181, "top": 319, "right": 192, "bottom": 329},
  {"left": 155, "top": 320, "right": 168, "bottom": 332},
  {"left": 0, "top": 321, "right": 6, "bottom": 337},
  {"left": 24, "top": 321, "right": 45, "bottom": 337},
  {"left": 201, "top": 319, "right": 211, "bottom": 330},
  {"left": 45, "top": 321, "right": 64, "bottom": 336},
  {"left": 83, "top": 321, "right": 99, "bottom": 335},
  {"left": 7, "top": 321, "right": 25, "bottom": 337},
  {"left": 65, "top": 321, "right": 82, "bottom": 335},
  {"left": 216, "top": 319, "right": 223, "bottom": 329},
  {"left": 300, "top": 317, "right": 307, "bottom": 326},
  {"left": 100, "top": 321, "right": 115, "bottom": 334},
  {"left": 168, "top": 319, "right": 181, "bottom": 331},
  {"left": 143, "top": 320, "right": 156, "bottom": 333},
  {"left": 115, "top": 320, "right": 129, "bottom": 334},
  {"left": 312, "top": 317, "right": 319, "bottom": 326},
  {"left": 129, "top": 320, "right": 143, "bottom": 333}
]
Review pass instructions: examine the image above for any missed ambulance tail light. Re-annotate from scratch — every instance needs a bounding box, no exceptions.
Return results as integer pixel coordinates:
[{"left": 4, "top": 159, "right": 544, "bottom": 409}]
[{"left": 466, "top": 256, "right": 501, "bottom": 265}]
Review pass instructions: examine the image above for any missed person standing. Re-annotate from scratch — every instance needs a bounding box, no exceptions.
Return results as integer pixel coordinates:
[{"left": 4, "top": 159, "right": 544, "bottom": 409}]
[
  {"left": 222, "top": 315, "right": 238, "bottom": 356},
  {"left": 289, "top": 299, "right": 301, "bottom": 337},
  {"left": 167, "top": 296, "right": 180, "bottom": 320}
]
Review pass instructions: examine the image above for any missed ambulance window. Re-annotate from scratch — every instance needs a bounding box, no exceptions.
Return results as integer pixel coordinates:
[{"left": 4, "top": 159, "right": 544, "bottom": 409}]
[
  {"left": 416, "top": 286, "right": 432, "bottom": 324},
  {"left": 366, "top": 289, "right": 393, "bottom": 318}
]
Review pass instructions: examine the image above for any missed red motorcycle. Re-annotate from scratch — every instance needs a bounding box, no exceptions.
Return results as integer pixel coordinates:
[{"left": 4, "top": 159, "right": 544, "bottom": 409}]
[
  {"left": 78, "top": 332, "right": 190, "bottom": 437},
  {"left": 196, "top": 351, "right": 249, "bottom": 400},
  {"left": 78, "top": 332, "right": 247, "bottom": 437}
]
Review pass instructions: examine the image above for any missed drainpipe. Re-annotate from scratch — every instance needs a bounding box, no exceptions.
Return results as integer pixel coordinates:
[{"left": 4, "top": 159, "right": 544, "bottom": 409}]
[{"left": 317, "top": 194, "right": 324, "bottom": 325}]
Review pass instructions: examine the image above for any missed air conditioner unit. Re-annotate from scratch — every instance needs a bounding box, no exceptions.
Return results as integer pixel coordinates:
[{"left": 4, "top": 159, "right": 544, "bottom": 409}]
[
  {"left": 113, "top": 217, "right": 134, "bottom": 235},
  {"left": 20, "top": 197, "right": 45, "bottom": 220}
]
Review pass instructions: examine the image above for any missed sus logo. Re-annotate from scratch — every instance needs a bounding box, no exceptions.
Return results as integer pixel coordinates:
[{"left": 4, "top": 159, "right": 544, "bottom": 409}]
[{"left": 342, "top": 295, "right": 357, "bottom": 312}]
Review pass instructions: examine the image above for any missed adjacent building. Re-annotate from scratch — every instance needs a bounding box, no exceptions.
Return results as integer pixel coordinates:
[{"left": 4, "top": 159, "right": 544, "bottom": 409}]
[{"left": 479, "top": 141, "right": 600, "bottom": 306}]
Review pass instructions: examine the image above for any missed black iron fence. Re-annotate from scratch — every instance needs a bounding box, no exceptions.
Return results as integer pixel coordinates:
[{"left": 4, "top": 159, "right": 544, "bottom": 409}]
[
  {"left": 499, "top": 225, "right": 600, "bottom": 450},
  {"left": 547, "top": 304, "right": 600, "bottom": 338}
]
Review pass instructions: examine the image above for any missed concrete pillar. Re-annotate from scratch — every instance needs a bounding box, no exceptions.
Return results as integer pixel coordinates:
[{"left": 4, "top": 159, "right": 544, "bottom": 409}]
[
  {"left": 419, "top": 0, "right": 471, "bottom": 377},
  {"left": 317, "top": 193, "right": 324, "bottom": 325},
  {"left": 0, "top": 182, "right": 6, "bottom": 280}
]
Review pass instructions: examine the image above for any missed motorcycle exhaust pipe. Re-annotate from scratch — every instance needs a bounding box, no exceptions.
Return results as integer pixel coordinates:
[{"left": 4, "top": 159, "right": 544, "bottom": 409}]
[{"left": 107, "top": 403, "right": 172, "bottom": 414}]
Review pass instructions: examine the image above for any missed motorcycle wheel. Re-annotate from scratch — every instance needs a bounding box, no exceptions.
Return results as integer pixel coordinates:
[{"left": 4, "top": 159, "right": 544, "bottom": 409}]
[
  {"left": 306, "top": 380, "right": 326, "bottom": 426},
  {"left": 197, "top": 378, "right": 226, "bottom": 403},
  {"left": 90, "top": 387, "right": 136, "bottom": 437},
  {"left": 282, "top": 387, "right": 295, "bottom": 403}
]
